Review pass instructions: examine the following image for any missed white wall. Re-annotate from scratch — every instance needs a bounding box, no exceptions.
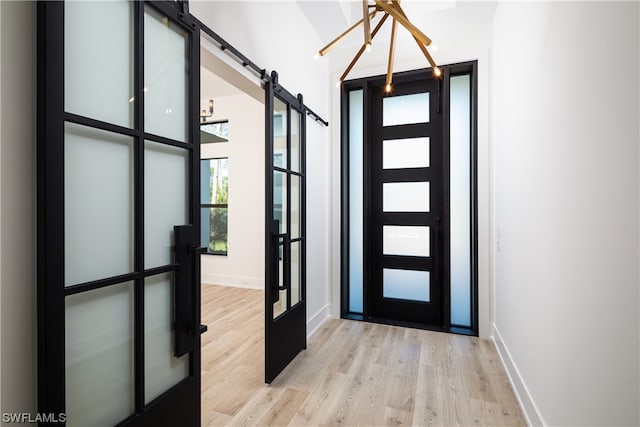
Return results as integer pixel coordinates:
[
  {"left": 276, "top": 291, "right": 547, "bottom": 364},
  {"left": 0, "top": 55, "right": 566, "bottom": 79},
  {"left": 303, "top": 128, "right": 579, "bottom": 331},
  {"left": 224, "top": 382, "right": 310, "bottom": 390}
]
[
  {"left": 491, "top": 2, "right": 640, "bottom": 425},
  {"left": 0, "top": 0, "right": 37, "bottom": 417},
  {"left": 200, "top": 93, "right": 265, "bottom": 290},
  {"left": 191, "top": 1, "right": 332, "bottom": 333},
  {"left": 327, "top": 2, "right": 497, "bottom": 337}
]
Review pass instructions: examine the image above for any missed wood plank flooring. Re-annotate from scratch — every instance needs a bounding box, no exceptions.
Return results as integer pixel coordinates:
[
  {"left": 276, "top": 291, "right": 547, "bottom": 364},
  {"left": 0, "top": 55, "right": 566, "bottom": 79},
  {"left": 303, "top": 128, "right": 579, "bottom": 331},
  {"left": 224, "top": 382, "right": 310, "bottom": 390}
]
[{"left": 201, "top": 284, "right": 526, "bottom": 426}]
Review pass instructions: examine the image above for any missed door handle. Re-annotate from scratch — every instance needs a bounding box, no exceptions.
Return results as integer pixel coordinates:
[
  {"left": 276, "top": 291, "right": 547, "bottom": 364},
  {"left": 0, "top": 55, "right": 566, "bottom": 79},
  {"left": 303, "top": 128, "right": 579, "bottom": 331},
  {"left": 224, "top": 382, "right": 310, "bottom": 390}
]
[
  {"left": 271, "top": 220, "right": 287, "bottom": 303},
  {"left": 174, "top": 225, "right": 205, "bottom": 357}
]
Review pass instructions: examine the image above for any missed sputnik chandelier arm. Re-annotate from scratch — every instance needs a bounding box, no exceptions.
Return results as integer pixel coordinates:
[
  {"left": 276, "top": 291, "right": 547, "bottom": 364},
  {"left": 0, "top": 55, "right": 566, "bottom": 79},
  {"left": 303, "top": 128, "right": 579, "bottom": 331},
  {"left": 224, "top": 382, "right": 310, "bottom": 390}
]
[{"left": 316, "top": 0, "right": 441, "bottom": 92}]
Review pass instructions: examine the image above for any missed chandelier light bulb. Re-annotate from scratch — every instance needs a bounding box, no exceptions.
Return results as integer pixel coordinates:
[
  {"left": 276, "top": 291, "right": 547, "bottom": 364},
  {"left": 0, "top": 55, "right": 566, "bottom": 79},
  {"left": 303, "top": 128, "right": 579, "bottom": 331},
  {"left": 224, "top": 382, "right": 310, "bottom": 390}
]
[
  {"left": 365, "top": 42, "right": 372, "bottom": 53},
  {"left": 385, "top": 83, "right": 392, "bottom": 93},
  {"left": 434, "top": 67, "right": 442, "bottom": 77},
  {"left": 313, "top": 52, "right": 321, "bottom": 60},
  {"left": 335, "top": 80, "right": 342, "bottom": 88},
  {"left": 431, "top": 43, "right": 438, "bottom": 51}
]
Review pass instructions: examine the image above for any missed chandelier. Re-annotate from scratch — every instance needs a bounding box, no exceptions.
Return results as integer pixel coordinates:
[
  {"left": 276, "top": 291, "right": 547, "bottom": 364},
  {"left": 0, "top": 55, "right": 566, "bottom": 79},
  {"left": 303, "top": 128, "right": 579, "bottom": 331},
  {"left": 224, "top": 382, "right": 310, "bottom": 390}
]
[{"left": 315, "top": 0, "right": 440, "bottom": 92}]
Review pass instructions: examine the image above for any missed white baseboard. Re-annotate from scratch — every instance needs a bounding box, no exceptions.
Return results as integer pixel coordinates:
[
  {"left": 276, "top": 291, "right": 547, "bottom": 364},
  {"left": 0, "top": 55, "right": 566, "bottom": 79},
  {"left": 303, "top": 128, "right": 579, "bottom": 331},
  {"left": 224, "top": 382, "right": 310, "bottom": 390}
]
[
  {"left": 201, "top": 274, "right": 263, "bottom": 290},
  {"left": 491, "top": 323, "right": 546, "bottom": 427},
  {"left": 307, "top": 303, "right": 332, "bottom": 339}
]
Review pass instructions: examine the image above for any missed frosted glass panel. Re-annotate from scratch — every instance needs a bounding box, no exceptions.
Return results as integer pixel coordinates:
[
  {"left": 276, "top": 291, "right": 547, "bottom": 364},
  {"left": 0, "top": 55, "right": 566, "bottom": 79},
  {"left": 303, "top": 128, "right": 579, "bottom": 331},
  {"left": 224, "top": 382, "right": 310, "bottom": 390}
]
[
  {"left": 274, "top": 289, "right": 287, "bottom": 319},
  {"left": 65, "top": 122, "right": 133, "bottom": 286},
  {"left": 291, "top": 175, "right": 301, "bottom": 239},
  {"left": 450, "top": 75, "right": 472, "bottom": 327},
  {"left": 383, "top": 93, "right": 429, "bottom": 126},
  {"left": 383, "top": 226, "right": 430, "bottom": 257},
  {"left": 348, "top": 90, "right": 364, "bottom": 313},
  {"left": 65, "top": 282, "right": 134, "bottom": 427},
  {"left": 383, "top": 182, "right": 429, "bottom": 212},
  {"left": 145, "top": 273, "right": 189, "bottom": 404},
  {"left": 274, "top": 171, "right": 287, "bottom": 234},
  {"left": 383, "top": 138, "right": 430, "bottom": 169},
  {"left": 144, "top": 6, "right": 188, "bottom": 142},
  {"left": 274, "top": 98, "right": 287, "bottom": 168},
  {"left": 291, "top": 241, "right": 301, "bottom": 306},
  {"left": 383, "top": 269, "right": 430, "bottom": 302},
  {"left": 144, "top": 141, "right": 188, "bottom": 269},
  {"left": 291, "top": 110, "right": 301, "bottom": 173},
  {"left": 65, "top": 0, "right": 133, "bottom": 127}
]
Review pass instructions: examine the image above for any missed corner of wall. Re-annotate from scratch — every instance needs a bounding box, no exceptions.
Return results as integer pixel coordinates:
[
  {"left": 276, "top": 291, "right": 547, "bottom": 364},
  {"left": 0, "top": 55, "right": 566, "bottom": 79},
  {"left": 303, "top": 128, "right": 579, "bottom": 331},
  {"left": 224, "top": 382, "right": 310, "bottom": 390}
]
[{"left": 491, "top": 324, "right": 545, "bottom": 427}]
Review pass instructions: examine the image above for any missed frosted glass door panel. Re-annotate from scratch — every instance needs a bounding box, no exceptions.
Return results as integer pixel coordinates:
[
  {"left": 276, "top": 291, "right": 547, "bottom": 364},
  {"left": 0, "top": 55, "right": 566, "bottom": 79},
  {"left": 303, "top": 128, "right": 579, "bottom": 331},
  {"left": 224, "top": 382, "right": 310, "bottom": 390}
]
[
  {"left": 383, "top": 269, "right": 430, "bottom": 302},
  {"left": 383, "top": 93, "right": 430, "bottom": 126},
  {"left": 383, "top": 226, "right": 430, "bottom": 257},
  {"left": 144, "top": 141, "right": 188, "bottom": 269},
  {"left": 65, "top": 0, "right": 133, "bottom": 127},
  {"left": 383, "top": 182, "right": 430, "bottom": 212},
  {"left": 145, "top": 273, "right": 189, "bottom": 404},
  {"left": 383, "top": 138, "right": 430, "bottom": 169},
  {"left": 274, "top": 99, "right": 287, "bottom": 168},
  {"left": 348, "top": 90, "right": 364, "bottom": 313},
  {"left": 291, "top": 175, "right": 300, "bottom": 239},
  {"left": 64, "top": 122, "right": 133, "bottom": 286},
  {"left": 291, "top": 110, "right": 301, "bottom": 173},
  {"left": 65, "top": 282, "right": 134, "bottom": 427},
  {"left": 274, "top": 171, "right": 287, "bottom": 234},
  {"left": 450, "top": 74, "right": 472, "bottom": 327},
  {"left": 144, "top": 6, "right": 188, "bottom": 142},
  {"left": 291, "top": 241, "right": 301, "bottom": 306}
]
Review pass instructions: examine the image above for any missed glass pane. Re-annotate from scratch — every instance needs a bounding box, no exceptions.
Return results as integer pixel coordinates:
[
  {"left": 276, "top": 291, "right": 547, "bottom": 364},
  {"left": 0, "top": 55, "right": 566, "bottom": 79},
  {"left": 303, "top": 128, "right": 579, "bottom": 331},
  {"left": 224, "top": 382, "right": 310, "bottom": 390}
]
[
  {"left": 274, "top": 98, "right": 287, "bottom": 168},
  {"left": 383, "top": 93, "right": 430, "bottom": 126},
  {"left": 145, "top": 141, "right": 188, "bottom": 269},
  {"left": 144, "top": 5, "right": 188, "bottom": 142},
  {"left": 383, "top": 226, "right": 430, "bottom": 257},
  {"left": 274, "top": 171, "right": 287, "bottom": 234},
  {"left": 65, "top": 0, "right": 133, "bottom": 127},
  {"left": 201, "top": 207, "right": 228, "bottom": 255},
  {"left": 291, "top": 175, "right": 300, "bottom": 239},
  {"left": 383, "top": 137, "right": 430, "bottom": 169},
  {"left": 200, "top": 158, "right": 229, "bottom": 205},
  {"left": 348, "top": 90, "right": 364, "bottom": 313},
  {"left": 450, "top": 74, "right": 472, "bottom": 327},
  {"left": 273, "top": 289, "right": 287, "bottom": 319},
  {"left": 64, "top": 122, "right": 133, "bottom": 286},
  {"left": 145, "top": 273, "right": 189, "bottom": 404},
  {"left": 383, "top": 269, "right": 430, "bottom": 302},
  {"left": 383, "top": 182, "right": 430, "bottom": 212},
  {"left": 65, "top": 282, "right": 134, "bottom": 427},
  {"left": 291, "top": 109, "right": 301, "bottom": 172},
  {"left": 274, "top": 240, "right": 286, "bottom": 318},
  {"left": 291, "top": 241, "right": 301, "bottom": 306}
]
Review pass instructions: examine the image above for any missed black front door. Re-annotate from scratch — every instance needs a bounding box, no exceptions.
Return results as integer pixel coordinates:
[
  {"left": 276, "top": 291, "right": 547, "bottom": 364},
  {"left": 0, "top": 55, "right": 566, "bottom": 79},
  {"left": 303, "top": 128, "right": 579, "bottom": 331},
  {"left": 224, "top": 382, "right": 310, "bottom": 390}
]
[
  {"left": 37, "top": 2, "right": 202, "bottom": 425},
  {"left": 368, "top": 76, "right": 444, "bottom": 327},
  {"left": 264, "top": 72, "right": 307, "bottom": 383}
]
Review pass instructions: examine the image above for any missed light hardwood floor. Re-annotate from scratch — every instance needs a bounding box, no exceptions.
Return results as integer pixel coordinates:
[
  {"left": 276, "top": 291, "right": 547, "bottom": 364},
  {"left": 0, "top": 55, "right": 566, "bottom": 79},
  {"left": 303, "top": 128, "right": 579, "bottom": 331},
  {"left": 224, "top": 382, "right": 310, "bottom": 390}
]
[{"left": 201, "top": 284, "right": 526, "bottom": 426}]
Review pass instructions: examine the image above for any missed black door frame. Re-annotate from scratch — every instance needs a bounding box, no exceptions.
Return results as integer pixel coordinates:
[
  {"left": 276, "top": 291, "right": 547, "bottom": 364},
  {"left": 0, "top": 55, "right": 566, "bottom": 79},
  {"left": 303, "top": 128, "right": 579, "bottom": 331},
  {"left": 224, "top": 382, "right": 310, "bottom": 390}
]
[
  {"left": 37, "top": 2, "right": 202, "bottom": 425},
  {"left": 264, "top": 71, "right": 308, "bottom": 384},
  {"left": 340, "top": 61, "right": 479, "bottom": 336},
  {"left": 368, "top": 75, "right": 445, "bottom": 328}
]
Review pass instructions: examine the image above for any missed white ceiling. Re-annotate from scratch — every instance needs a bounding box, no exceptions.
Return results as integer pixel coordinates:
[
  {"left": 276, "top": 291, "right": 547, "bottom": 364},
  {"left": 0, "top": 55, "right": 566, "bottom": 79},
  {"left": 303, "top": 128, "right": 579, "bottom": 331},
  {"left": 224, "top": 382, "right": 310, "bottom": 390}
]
[{"left": 201, "top": 66, "right": 244, "bottom": 99}]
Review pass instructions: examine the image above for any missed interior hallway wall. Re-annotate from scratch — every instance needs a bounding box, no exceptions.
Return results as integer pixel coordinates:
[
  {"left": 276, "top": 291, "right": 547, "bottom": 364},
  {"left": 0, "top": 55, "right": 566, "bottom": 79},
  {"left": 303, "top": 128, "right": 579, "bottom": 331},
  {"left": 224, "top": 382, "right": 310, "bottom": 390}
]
[
  {"left": 200, "top": 93, "right": 265, "bottom": 290},
  {"left": 0, "top": 0, "right": 37, "bottom": 417},
  {"left": 491, "top": 2, "right": 640, "bottom": 425},
  {"left": 191, "top": 1, "right": 332, "bottom": 333}
]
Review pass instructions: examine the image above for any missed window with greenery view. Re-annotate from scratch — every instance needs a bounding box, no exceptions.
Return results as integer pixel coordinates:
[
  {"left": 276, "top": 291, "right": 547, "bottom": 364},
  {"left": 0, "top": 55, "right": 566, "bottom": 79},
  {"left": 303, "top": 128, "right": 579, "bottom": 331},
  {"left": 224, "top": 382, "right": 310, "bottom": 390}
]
[{"left": 200, "top": 158, "right": 229, "bottom": 255}]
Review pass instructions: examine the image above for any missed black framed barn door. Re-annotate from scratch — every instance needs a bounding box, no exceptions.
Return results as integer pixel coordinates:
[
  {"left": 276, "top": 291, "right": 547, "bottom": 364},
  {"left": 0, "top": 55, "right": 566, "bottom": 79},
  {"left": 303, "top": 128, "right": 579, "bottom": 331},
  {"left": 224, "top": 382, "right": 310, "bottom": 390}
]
[
  {"left": 37, "top": 1, "right": 202, "bottom": 426},
  {"left": 264, "top": 72, "right": 307, "bottom": 383},
  {"left": 368, "top": 76, "right": 444, "bottom": 327}
]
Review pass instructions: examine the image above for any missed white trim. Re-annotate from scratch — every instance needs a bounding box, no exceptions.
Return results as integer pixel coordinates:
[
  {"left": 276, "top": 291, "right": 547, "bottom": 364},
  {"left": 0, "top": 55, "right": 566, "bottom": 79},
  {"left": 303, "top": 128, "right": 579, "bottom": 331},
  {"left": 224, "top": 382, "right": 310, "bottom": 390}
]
[
  {"left": 201, "top": 275, "right": 263, "bottom": 290},
  {"left": 491, "top": 323, "right": 546, "bottom": 427},
  {"left": 307, "top": 303, "right": 332, "bottom": 339}
]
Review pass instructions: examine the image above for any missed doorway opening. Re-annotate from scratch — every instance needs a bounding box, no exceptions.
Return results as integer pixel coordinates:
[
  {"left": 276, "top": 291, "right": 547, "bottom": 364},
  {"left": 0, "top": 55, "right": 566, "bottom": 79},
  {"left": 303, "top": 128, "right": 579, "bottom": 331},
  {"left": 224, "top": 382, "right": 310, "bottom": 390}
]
[
  {"left": 341, "top": 62, "right": 479, "bottom": 335},
  {"left": 199, "top": 31, "right": 267, "bottom": 422}
]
